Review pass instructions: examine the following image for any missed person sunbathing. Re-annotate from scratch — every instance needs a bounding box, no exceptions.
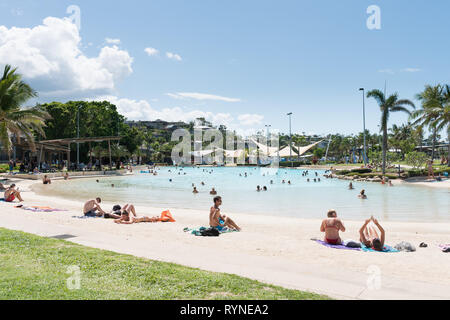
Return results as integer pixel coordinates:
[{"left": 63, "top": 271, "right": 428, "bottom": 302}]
[
  {"left": 359, "top": 216, "right": 385, "bottom": 251},
  {"left": 320, "top": 209, "right": 346, "bottom": 245},
  {"left": 210, "top": 196, "right": 241, "bottom": 231},
  {"left": 83, "top": 198, "right": 106, "bottom": 217},
  {"left": 4, "top": 184, "right": 24, "bottom": 202},
  {"left": 114, "top": 204, "right": 138, "bottom": 224}
]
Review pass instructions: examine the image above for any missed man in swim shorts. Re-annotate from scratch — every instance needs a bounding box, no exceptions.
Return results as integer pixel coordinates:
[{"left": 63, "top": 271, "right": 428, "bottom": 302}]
[
  {"left": 320, "top": 209, "right": 346, "bottom": 245},
  {"left": 83, "top": 198, "right": 106, "bottom": 217},
  {"left": 209, "top": 196, "right": 241, "bottom": 231},
  {"left": 4, "top": 184, "right": 24, "bottom": 202},
  {"left": 359, "top": 216, "right": 385, "bottom": 251}
]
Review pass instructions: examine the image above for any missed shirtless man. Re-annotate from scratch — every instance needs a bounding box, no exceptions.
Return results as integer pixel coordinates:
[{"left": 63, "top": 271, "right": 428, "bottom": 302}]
[
  {"left": 359, "top": 216, "right": 385, "bottom": 251},
  {"left": 4, "top": 184, "right": 24, "bottom": 202},
  {"left": 83, "top": 198, "right": 106, "bottom": 217},
  {"left": 320, "top": 209, "right": 346, "bottom": 245},
  {"left": 43, "top": 175, "right": 52, "bottom": 185},
  {"left": 210, "top": 196, "right": 241, "bottom": 231},
  {"left": 210, "top": 188, "right": 217, "bottom": 195}
]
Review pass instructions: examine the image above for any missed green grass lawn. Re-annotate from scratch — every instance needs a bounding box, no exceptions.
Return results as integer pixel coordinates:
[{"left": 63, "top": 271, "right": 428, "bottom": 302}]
[{"left": 0, "top": 228, "right": 329, "bottom": 300}]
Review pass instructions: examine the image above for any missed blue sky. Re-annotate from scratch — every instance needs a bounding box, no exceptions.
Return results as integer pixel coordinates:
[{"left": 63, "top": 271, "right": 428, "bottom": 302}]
[{"left": 1, "top": 0, "right": 449, "bottom": 137}]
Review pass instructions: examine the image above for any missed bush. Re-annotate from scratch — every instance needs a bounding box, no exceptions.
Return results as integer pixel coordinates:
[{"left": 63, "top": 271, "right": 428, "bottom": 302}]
[
  {"left": 407, "top": 169, "right": 427, "bottom": 177},
  {"left": 335, "top": 170, "right": 350, "bottom": 175},
  {"left": 351, "top": 168, "right": 373, "bottom": 174},
  {"left": 279, "top": 161, "right": 303, "bottom": 167}
]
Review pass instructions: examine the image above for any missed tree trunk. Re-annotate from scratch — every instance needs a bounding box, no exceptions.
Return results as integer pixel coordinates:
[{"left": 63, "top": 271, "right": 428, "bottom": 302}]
[
  {"left": 382, "top": 126, "right": 388, "bottom": 175},
  {"left": 431, "top": 128, "right": 437, "bottom": 162},
  {"left": 447, "top": 127, "right": 450, "bottom": 168}
]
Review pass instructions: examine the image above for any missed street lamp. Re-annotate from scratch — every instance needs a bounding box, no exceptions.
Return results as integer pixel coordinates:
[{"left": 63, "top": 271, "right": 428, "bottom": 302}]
[
  {"left": 265, "top": 124, "right": 271, "bottom": 156},
  {"left": 359, "top": 88, "right": 367, "bottom": 167},
  {"left": 287, "top": 112, "right": 293, "bottom": 167},
  {"left": 77, "top": 105, "right": 81, "bottom": 170}
]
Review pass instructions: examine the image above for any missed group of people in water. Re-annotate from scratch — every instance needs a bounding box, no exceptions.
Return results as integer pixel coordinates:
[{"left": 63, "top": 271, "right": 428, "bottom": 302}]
[{"left": 320, "top": 209, "right": 386, "bottom": 251}]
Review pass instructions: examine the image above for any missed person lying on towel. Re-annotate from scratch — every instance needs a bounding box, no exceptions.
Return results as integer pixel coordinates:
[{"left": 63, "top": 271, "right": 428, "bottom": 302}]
[
  {"left": 359, "top": 216, "right": 385, "bottom": 251},
  {"left": 209, "top": 196, "right": 241, "bottom": 232},
  {"left": 320, "top": 209, "right": 346, "bottom": 245}
]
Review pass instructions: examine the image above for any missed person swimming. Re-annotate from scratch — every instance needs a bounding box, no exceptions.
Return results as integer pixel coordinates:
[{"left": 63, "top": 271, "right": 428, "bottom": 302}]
[
  {"left": 193, "top": 187, "right": 199, "bottom": 194},
  {"left": 359, "top": 216, "right": 385, "bottom": 251},
  {"left": 210, "top": 188, "right": 217, "bottom": 195},
  {"left": 256, "top": 185, "right": 261, "bottom": 192},
  {"left": 320, "top": 209, "right": 346, "bottom": 245},
  {"left": 358, "top": 189, "right": 367, "bottom": 199},
  {"left": 349, "top": 182, "right": 354, "bottom": 190},
  {"left": 263, "top": 186, "right": 268, "bottom": 191}
]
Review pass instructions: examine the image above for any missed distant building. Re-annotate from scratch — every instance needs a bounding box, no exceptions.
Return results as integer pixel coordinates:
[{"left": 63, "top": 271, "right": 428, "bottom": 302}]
[{"left": 125, "top": 120, "right": 188, "bottom": 131}]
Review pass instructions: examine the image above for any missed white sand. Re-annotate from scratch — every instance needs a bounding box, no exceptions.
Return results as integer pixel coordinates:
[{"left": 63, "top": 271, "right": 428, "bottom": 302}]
[{"left": 1, "top": 177, "right": 449, "bottom": 300}]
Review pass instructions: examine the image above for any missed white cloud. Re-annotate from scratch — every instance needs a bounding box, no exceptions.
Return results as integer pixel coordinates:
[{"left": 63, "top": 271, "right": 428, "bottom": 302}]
[
  {"left": 237, "top": 114, "right": 264, "bottom": 126},
  {"left": 105, "top": 38, "right": 121, "bottom": 45},
  {"left": 89, "top": 96, "right": 263, "bottom": 134},
  {"left": 0, "top": 17, "right": 133, "bottom": 97},
  {"left": 144, "top": 47, "right": 159, "bottom": 56},
  {"left": 402, "top": 68, "right": 421, "bottom": 73},
  {"left": 166, "top": 92, "right": 241, "bottom": 103},
  {"left": 378, "top": 69, "right": 394, "bottom": 74},
  {"left": 166, "top": 52, "right": 182, "bottom": 61}
]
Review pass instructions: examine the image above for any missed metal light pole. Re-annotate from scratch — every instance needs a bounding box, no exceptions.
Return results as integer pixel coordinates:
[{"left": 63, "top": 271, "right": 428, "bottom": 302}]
[
  {"left": 77, "top": 105, "right": 81, "bottom": 170},
  {"left": 265, "top": 124, "right": 271, "bottom": 156},
  {"left": 359, "top": 88, "right": 367, "bottom": 167},
  {"left": 287, "top": 112, "right": 293, "bottom": 167}
]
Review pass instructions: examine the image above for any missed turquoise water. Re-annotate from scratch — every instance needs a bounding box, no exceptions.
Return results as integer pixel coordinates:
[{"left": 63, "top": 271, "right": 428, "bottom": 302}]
[{"left": 45, "top": 167, "right": 449, "bottom": 222}]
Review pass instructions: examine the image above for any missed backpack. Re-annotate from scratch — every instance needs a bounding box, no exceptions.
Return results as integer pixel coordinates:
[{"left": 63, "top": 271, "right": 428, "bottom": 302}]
[{"left": 200, "top": 227, "right": 220, "bottom": 237}]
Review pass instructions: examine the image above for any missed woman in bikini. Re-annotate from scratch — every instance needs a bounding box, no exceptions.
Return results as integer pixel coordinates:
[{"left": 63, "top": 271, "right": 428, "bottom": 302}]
[
  {"left": 320, "top": 210, "right": 346, "bottom": 245},
  {"left": 359, "top": 216, "right": 385, "bottom": 251}
]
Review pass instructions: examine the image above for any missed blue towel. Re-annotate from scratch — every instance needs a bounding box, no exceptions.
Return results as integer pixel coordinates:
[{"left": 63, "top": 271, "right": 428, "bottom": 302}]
[{"left": 361, "top": 245, "right": 399, "bottom": 253}]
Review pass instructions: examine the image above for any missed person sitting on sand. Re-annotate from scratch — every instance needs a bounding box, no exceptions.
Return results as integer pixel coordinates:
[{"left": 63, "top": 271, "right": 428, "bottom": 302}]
[
  {"left": 4, "top": 184, "right": 24, "bottom": 202},
  {"left": 210, "top": 196, "right": 241, "bottom": 231},
  {"left": 83, "top": 198, "right": 106, "bottom": 217},
  {"left": 358, "top": 189, "right": 367, "bottom": 199},
  {"left": 349, "top": 182, "right": 354, "bottom": 190},
  {"left": 43, "top": 175, "right": 52, "bottom": 185},
  {"left": 359, "top": 216, "right": 385, "bottom": 251},
  {"left": 64, "top": 172, "right": 70, "bottom": 180},
  {"left": 320, "top": 209, "right": 346, "bottom": 245},
  {"left": 114, "top": 204, "right": 138, "bottom": 224},
  {"left": 210, "top": 188, "right": 217, "bottom": 195},
  {"left": 193, "top": 187, "right": 199, "bottom": 194}
]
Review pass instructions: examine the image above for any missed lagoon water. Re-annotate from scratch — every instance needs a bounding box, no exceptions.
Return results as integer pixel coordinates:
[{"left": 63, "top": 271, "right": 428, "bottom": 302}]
[{"left": 41, "top": 167, "right": 450, "bottom": 222}]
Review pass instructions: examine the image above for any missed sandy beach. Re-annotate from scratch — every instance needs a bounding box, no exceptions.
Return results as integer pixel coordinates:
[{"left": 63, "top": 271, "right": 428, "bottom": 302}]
[{"left": 0, "top": 176, "right": 449, "bottom": 300}]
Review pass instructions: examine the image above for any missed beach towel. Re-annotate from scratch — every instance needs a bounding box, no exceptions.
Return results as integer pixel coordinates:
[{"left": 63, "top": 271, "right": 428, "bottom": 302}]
[
  {"left": 183, "top": 227, "right": 238, "bottom": 236},
  {"left": 438, "top": 244, "right": 450, "bottom": 253},
  {"left": 15, "top": 206, "right": 67, "bottom": 213},
  {"left": 313, "top": 239, "right": 361, "bottom": 251},
  {"left": 361, "top": 245, "right": 399, "bottom": 253}
]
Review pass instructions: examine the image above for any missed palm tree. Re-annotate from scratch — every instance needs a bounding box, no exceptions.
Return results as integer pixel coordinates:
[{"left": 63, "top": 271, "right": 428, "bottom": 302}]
[
  {"left": 412, "top": 84, "right": 450, "bottom": 165},
  {"left": 0, "top": 65, "right": 50, "bottom": 156},
  {"left": 367, "top": 89, "right": 415, "bottom": 174}
]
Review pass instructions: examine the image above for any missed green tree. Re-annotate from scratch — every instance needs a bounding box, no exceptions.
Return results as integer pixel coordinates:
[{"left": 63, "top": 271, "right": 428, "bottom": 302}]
[
  {"left": 412, "top": 85, "right": 445, "bottom": 161},
  {"left": 367, "top": 89, "right": 415, "bottom": 174},
  {"left": 0, "top": 65, "right": 50, "bottom": 155}
]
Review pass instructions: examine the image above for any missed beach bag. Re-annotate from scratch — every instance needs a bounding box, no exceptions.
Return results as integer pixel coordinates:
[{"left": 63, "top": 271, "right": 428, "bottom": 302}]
[
  {"left": 200, "top": 227, "right": 220, "bottom": 237},
  {"left": 394, "top": 241, "right": 416, "bottom": 252}
]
